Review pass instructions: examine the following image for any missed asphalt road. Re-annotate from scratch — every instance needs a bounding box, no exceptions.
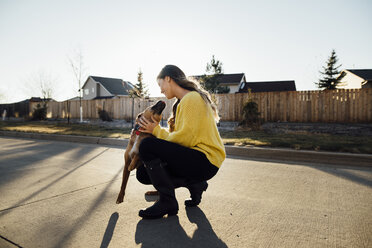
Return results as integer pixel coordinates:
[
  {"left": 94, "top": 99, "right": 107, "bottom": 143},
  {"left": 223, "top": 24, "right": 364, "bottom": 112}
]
[{"left": 0, "top": 136, "right": 371, "bottom": 248}]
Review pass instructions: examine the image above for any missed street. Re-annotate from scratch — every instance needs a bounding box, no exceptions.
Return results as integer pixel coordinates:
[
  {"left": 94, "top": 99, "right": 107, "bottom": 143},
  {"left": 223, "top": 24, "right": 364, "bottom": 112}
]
[{"left": 0, "top": 136, "right": 371, "bottom": 248}]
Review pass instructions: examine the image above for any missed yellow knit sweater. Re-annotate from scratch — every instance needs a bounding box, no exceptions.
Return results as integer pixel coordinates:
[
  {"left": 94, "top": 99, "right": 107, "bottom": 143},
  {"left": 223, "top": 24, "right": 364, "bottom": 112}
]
[{"left": 152, "top": 91, "right": 226, "bottom": 168}]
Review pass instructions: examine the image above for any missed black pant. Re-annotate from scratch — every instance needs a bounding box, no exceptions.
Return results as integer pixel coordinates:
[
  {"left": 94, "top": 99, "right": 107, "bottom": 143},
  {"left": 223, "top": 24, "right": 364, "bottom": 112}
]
[{"left": 137, "top": 137, "right": 218, "bottom": 185}]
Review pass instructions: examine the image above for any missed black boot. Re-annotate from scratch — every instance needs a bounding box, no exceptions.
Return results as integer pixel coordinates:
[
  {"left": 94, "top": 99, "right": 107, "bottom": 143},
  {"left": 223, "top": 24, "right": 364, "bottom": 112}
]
[
  {"left": 185, "top": 181, "right": 208, "bottom": 207},
  {"left": 144, "top": 176, "right": 187, "bottom": 198},
  {"left": 139, "top": 159, "right": 179, "bottom": 219}
]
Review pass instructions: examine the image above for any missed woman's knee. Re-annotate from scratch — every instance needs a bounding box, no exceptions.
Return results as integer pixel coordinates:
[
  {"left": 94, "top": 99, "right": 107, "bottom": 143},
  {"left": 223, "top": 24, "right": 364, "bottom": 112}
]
[
  {"left": 138, "top": 137, "right": 158, "bottom": 160},
  {"left": 136, "top": 165, "right": 152, "bottom": 185}
]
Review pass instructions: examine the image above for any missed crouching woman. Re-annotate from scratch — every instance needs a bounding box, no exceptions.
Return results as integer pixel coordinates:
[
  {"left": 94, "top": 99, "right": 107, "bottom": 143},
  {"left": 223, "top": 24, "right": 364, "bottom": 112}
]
[{"left": 137, "top": 64, "right": 226, "bottom": 219}]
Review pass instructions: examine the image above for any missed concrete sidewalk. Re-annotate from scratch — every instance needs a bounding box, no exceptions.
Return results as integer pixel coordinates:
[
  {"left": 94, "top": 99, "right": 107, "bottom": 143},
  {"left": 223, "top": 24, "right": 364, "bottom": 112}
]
[
  {"left": 0, "top": 136, "right": 372, "bottom": 247},
  {"left": 1, "top": 130, "right": 371, "bottom": 167}
]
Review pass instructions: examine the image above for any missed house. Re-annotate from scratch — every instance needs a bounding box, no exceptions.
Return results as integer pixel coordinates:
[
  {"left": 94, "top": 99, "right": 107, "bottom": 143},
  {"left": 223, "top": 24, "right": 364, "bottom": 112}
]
[
  {"left": 67, "top": 96, "right": 81, "bottom": 101},
  {"left": 29, "top": 97, "right": 55, "bottom": 102},
  {"left": 190, "top": 73, "right": 246, "bottom": 93},
  {"left": 238, "top": 80, "right": 296, "bottom": 93},
  {"left": 338, "top": 69, "right": 372, "bottom": 89},
  {"left": 81, "top": 76, "right": 134, "bottom": 100}
]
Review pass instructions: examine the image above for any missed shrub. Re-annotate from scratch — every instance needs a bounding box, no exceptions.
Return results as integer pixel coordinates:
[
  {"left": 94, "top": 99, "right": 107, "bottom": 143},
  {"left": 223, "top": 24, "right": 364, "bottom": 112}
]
[
  {"left": 239, "top": 99, "right": 261, "bottom": 129},
  {"left": 97, "top": 107, "right": 112, "bottom": 122},
  {"left": 32, "top": 103, "right": 47, "bottom": 120}
]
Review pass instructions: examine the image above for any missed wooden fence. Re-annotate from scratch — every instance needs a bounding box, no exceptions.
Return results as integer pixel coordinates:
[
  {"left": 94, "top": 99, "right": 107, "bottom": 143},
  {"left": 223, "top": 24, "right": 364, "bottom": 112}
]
[
  {"left": 0, "top": 101, "right": 29, "bottom": 118},
  {"left": 29, "top": 88, "right": 372, "bottom": 123},
  {"left": 217, "top": 88, "right": 372, "bottom": 123},
  {"left": 30, "top": 97, "right": 175, "bottom": 122}
]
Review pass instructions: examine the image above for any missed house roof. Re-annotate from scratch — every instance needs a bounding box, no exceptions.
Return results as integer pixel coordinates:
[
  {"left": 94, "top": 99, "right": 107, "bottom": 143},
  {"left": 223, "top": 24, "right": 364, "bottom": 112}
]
[
  {"left": 238, "top": 80, "right": 296, "bottom": 93},
  {"left": 85, "top": 76, "right": 134, "bottom": 95},
  {"left": 345, "top": 69, "right": 372, "bottom": 80},
  {"left": 190, "top": 73, "right": 246, "bottom": 85},
  {"left": 93, "top": 96, "right": 115, "bottom": 100},
  {"left": 29, "top": 97, "right": 55, "bottom": 102},
  {"left": 67, "top": 96, "right": 80, "bottom": 101}
]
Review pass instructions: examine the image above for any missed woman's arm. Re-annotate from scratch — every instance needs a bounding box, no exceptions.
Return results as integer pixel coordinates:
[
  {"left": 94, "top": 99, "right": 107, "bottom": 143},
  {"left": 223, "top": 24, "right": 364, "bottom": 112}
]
[
  {"left": 157, "top": 94, "right": 204, "bottom": 147},
  {"left": 139, "top": 92, "right": 206, "bottom": 148},
  {"left": 138, "top": 116, "right": 171, "bottom": 139}
]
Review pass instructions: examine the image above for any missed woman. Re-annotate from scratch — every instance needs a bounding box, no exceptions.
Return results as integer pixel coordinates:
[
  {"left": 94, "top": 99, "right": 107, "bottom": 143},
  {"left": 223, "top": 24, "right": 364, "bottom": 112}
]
[{"left": 137, "top": 65, "right": 226, "bottom": 219}]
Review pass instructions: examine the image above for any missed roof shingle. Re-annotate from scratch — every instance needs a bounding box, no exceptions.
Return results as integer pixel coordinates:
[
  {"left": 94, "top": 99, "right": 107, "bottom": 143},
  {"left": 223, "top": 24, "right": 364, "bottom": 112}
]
[
  {"left": 90, "top": 76, "right": 133, "bottom": 95},
  {"left": 239, "top": 80, "right": 296, "bottom": 93},
  {"left": 346, "top": 69, "right": 372, "bottom": 80},
  {"left": 190, "top": 73, "right": 245, "bottom": 85}
]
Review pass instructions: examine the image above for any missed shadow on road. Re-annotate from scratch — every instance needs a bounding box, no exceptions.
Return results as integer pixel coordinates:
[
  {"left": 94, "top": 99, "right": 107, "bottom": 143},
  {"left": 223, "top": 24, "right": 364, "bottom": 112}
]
[
  {"left": 0, "top": 148, "right": 110, "bottom": 216},
  {"left": 228, "top": 155, "right": 372, "bottom": 188},
  {"left": 315, "top": 166, "right": 372, "bottom": 188},
  {"left": 100, "top": 212, "right": 119, "bottom": 248},
  {"left": 135, "top": 207, "right": 227, "bottom": 248},
  {"left": 53, "top": 166, "right": 122, "bottom": 248}
]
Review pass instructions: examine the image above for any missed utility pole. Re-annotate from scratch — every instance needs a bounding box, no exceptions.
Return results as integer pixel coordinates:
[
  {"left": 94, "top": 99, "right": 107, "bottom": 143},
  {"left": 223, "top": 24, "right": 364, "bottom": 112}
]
[
  {"left": 78, "top": 89, "right": 83, "bottom": 123},
  {"left": 131, "top": 96, "right": 134, "bottom": 129}
]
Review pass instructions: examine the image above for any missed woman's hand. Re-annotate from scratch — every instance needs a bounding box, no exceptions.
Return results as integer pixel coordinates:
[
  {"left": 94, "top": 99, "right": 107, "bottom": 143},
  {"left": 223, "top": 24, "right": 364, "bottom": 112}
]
[{"left": 138, "top": 116, "right": 159, "bottom": 134}]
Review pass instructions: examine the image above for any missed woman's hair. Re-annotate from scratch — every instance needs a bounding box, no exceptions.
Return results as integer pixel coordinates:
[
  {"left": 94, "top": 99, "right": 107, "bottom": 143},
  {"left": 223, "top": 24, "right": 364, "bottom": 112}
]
[{"left": 157, "top": 65, "right": 220, "bottom": 132}]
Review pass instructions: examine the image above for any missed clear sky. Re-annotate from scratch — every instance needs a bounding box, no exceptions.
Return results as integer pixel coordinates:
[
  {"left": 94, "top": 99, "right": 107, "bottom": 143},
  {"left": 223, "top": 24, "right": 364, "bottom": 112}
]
[{"left": 0, "top": 0, "right": 371, "bottom": 103}]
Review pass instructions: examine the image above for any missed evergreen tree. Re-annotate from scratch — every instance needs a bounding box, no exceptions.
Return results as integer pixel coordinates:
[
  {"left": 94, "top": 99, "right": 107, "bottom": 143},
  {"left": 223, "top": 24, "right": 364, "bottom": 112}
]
[
  {"left": 316, "top": 49, "right": 345, "bottom": 90},
  {"left": 130, "top": 69, "right": 149, "bottom": 98},
  {"left": 206, "top": 55, "right": 223, "bottom": 75},
  {"left": 200, "top": 55, "right": 230, "bottom": 94}
]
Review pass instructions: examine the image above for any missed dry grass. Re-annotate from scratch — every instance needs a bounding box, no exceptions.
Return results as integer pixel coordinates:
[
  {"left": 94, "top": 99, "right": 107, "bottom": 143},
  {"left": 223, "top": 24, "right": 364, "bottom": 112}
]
[
  {"left": 0, "top": 121, "right": 132, "bottom": 139},
  {"left": 1, "top": 121, "right": 371, "bottom": 154},
  {"left": 219, "top": 130, "right": 372, "bottom": 154}
]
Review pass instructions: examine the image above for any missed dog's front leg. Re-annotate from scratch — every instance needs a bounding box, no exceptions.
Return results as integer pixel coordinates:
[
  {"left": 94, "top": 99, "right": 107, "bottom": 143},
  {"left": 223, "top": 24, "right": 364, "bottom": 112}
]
[{"left": 116, "top": 153, "right": 131, "bottom": 204}]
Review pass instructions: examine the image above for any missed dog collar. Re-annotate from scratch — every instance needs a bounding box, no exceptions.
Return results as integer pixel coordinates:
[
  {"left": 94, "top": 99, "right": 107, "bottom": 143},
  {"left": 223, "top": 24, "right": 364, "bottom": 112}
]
[
  {"left": 133, "top": 123, "right": 141, "bottom": 136},
  {"left": 134, "top": 124, "right": 141, "bottom": 135}
]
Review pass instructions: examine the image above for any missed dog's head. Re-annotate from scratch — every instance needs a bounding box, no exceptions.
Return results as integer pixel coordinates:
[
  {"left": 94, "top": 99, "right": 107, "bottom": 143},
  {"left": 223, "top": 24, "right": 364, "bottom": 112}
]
[{"left": 134, "top": 100, "right": 166, "bottom": 130}]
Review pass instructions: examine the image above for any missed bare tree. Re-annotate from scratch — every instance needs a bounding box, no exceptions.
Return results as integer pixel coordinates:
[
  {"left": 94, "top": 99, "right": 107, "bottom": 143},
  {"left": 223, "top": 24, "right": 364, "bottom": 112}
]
[
  {"left": 68, "top": 47, "right": 87, "bottom": 122},
  {"left": 23, "top": 70, "right": 58, "bottom": 100},
  {"left": 39, "top": 72, "right": 54, "bottom": 100}
]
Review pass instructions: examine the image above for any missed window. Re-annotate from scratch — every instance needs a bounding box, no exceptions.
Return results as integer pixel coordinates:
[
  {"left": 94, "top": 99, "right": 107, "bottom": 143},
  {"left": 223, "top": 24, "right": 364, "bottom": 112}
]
[
  {"left": 84, "top": 89, "right": 89, "bottom": 95},
  {"left": 92, "top": 87, "right": 95, "bottom": 93}
]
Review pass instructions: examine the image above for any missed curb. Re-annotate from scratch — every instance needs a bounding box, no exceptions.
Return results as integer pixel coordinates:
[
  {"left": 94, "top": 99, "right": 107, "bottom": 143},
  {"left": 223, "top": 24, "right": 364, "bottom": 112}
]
[{"left": 1, "top": 131, "right": 371, "bottom": 167}]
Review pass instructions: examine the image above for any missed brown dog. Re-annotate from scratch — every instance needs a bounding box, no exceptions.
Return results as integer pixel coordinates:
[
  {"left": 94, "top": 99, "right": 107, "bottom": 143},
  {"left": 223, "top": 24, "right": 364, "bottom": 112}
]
[{"left": 116, "top": 100, "right": 166, "bottom": 204}]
